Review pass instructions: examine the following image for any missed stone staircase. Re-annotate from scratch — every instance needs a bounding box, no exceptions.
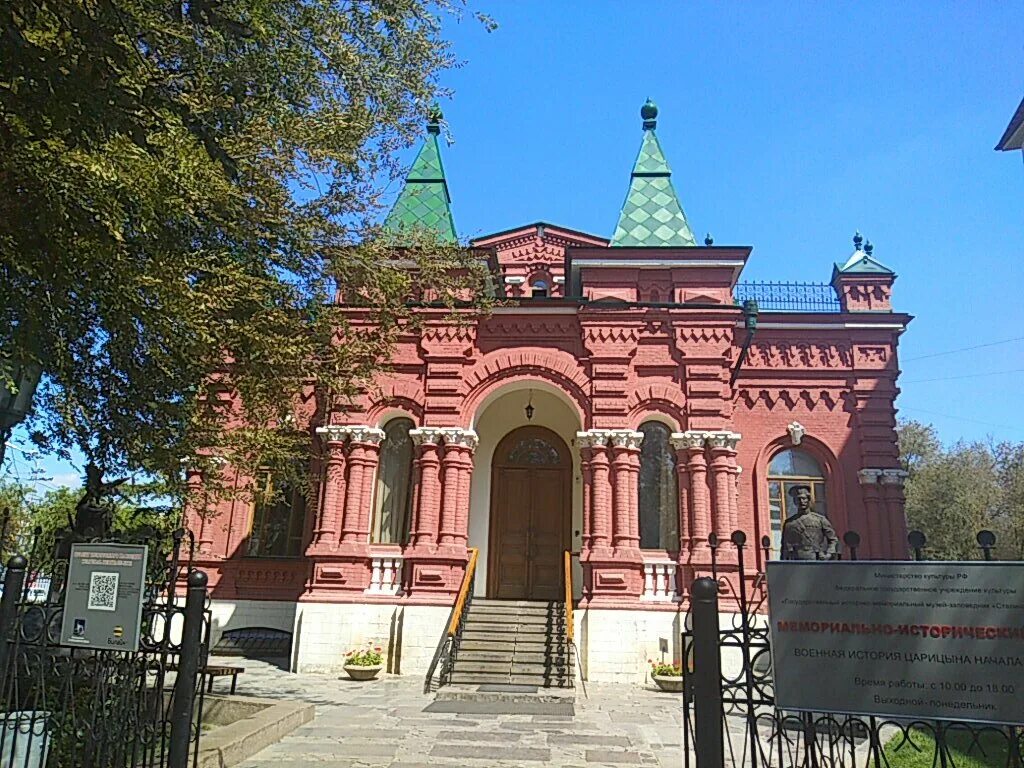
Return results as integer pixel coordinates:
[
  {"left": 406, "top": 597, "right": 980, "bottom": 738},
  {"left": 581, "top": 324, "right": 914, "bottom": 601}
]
[{"left": 448, "top": 599, "right": 573, "bottom": 688}]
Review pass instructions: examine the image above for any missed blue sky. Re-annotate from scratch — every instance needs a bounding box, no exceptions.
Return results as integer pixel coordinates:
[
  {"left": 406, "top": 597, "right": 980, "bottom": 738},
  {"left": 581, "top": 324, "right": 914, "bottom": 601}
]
[{"left": 6, "top": 1, "right": 1024, "bottom": 491}]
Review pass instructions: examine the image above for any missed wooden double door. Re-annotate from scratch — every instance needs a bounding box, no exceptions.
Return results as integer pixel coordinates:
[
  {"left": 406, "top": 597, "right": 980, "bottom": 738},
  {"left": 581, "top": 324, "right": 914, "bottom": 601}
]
[{"left": 488, "top": 426, "right": 571, "bottom": 601}]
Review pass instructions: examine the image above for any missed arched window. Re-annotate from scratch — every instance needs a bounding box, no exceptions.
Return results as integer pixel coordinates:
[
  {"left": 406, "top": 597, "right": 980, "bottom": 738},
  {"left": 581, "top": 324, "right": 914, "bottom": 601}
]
[
  {"left": 248, "top": 472, "right": 306, "bottom": 558},
  {"left": 530, "top": 279, "right": 549, "bottom": 298},
  {"left": 767, "top": 449, "right": 828, "bottom": 556},
  {"left": 372, "top": 417, "right": 415, "bottom": 544},
  {"left": 638, "top": 421, "right": 679, "bottom": 550}
]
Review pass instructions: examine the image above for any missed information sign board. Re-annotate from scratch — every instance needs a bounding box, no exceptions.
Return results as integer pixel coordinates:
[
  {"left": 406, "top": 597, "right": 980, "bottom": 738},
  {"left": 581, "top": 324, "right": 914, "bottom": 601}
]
[
  {"left": 767, "top": 561, "right": 1024, "bottom": 725},
  {"left": 59, "top": 543, "right": 149, "bottom": 652}
]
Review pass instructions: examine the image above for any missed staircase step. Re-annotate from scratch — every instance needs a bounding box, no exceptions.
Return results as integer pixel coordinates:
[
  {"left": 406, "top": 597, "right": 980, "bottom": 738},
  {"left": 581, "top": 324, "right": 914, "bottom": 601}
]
[
  {"left": 456, "top": 650, "right": 514, "bottom": 662},
  {"left": 472, "top": 599, "right": 561, "bottom": 608},
  {"left": 460, "top": 630, "right": 516, "bottom": 642},
  {"left": 449, "top": 672, "right": 573, "bottom": 687},
  {"left": 459, "top": 640, "right": 516, "bottom": 652},
  {"left": 434, "top": 684, "right": 575, "bottom": 706},
  {"left": 468, "top": 604, "right": 566, "bottom": 617},
  {"left": 466, "top": 613, "right": 567, "bottom": 626},
  {"left": 463, "top": 620, "right": 565, "bottom": 634}
]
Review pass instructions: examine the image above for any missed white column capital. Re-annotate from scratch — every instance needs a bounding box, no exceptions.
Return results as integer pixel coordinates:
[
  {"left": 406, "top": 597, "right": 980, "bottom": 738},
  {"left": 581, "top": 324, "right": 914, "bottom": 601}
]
[
  {"left": 439, "top": 428, "right": 479, "bottom": 451},
  {"left": 347, "top": 426, "right": 386, "bottom": 445},
  {"left": 608, "top": 429, "right": 644, "bottom": 449},
  {"left": 858, "top": 468, "right": 884, "bottom": 485},
  {"left": 315, "top": 425, "right": 351, "bottom": 443},
  {"left": 670, "top": 430, "right": 706, "bottom": 451},
  {"left": 881, "top": 469, "right": 909, "bottom": 486},
  {"left": 705, "top": 430, "right": 742, "bottom": 451},
  {"left": 409, "top": 426, "right": 445, "bottom": 446}
]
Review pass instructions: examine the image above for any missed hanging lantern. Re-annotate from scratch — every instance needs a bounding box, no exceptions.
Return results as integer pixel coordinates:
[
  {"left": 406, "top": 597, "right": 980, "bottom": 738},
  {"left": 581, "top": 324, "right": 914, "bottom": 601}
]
[{"left": 525, "top": 390, "right": 534, "bottom": 421}]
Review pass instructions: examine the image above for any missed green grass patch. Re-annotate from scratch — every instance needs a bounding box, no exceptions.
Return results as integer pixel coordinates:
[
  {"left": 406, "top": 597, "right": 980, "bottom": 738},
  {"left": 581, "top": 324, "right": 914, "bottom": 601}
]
[{"left": 883, "top": 727, "right": 1014, "bottom": 768}]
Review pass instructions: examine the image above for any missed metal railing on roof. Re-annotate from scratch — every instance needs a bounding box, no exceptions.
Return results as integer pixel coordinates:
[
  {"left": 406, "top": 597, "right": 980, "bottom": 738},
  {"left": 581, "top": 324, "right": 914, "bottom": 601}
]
[{"left": 733, "top": 281, "right": 841, "bottom": 313}]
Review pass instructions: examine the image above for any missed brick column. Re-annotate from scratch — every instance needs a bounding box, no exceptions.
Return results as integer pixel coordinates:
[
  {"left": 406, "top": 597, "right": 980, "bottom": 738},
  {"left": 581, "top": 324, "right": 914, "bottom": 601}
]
[
  {"left": 707, "top": 431, "right": 741, "bottom": 540},
  {"left": 350, "top": 427, "right": 384, "bottom": 543},
  {"left": 579, "top": 430, "right": 613, "bottom": 554},
  {"left": 858, "top": 469, "right": 884, "bottom": 557},
  {"left": 312, "top": 425, "right": 349, "bottom": 550},
  {"left": 670, "top": 436, "right": 692, "bottom": 551},
  {"left": 410, "top": 427, "right": 444, "bottom": 548},
  {"left": 577, "top": 435, "right": 595, "bottom": 551},
  {"left": 676, "top": 431, "right": 711, "bottom": 550},
  {"left": 609, "top": 430, "right": 643, "bottom": 551},
  {"left": 881, "top": 469, "right": 909, "bottom": 559},
  {"left": 439, "top": 428, "right": 478, "bottom": 548}
]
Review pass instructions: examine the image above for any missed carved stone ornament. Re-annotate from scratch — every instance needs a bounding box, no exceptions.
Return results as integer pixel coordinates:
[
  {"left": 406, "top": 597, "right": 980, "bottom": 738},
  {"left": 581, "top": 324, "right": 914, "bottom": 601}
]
[
  {"left": 705, "top": 431, "right": 741, "bottom": 451},
  {"left": 608, "top": 430, "right": 644, "bottom": 449},
  {"left": 409, "top": 427, "right": 444, "bottom": 446},
  {"left": 857, "top": 468, "right": 884, "bottom": 485},
  {"left": 440, "top": 428, "right": 479, "bottom": 451},
  {"left": 576, "top": 430, "right": 611, "bottom": 449},
  {"left": 670, "top": 431, "right": 707, "bottom": 451},
  {"left": 347, "top": 426, "right": 386, "bottom": 445},
  {"left": 881, "top": 469, "right": 909, "bottom": 486},
  {"left": 787, "top": 421, "right": 806, "bottom": 446},
  {"left": 315, "top": 425, "right": 350, "bottom": 443}
]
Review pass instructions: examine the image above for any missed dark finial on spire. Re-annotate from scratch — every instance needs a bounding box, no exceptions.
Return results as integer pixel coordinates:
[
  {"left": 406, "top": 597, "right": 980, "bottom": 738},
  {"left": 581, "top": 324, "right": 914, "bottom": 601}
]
[
  {"left": 704, "top": 233, "right": 714, "bottom": 246},
  {"left": 864, "top": 240, "right": 874, "bottom": 257},
  {"left": 641, "top": 98, "right": 658, "bottom": 130},
  {"left": 853, "top": 230, "right": 863, "bottom": 251},
  {"left": 427, "top": 103, "right": 443, "bottom": 135}
]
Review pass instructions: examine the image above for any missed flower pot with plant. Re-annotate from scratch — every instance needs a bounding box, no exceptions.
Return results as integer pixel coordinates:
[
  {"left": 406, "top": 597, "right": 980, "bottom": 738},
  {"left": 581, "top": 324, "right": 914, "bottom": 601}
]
[
  {"left": 343, "top": 643, "right": 384, "bottom": 681},
  {"left": 649, "top": 660, "right": 685, "bottom": 692}
]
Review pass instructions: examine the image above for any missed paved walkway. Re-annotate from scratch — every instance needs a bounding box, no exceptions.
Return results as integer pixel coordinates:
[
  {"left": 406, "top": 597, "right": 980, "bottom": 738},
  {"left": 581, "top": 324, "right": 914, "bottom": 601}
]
[{"left": 227, "top": 661, "right": 688, "bottom": 768}]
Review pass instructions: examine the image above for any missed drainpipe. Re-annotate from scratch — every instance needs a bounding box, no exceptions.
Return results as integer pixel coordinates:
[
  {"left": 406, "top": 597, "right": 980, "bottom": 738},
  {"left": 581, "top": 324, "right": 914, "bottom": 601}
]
[{"left": 729, "top": 300, "right": 758, "bottom": 387}]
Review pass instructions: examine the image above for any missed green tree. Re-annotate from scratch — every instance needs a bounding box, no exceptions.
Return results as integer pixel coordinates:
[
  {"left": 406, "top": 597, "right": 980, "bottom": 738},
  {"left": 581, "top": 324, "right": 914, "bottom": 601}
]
[
  {"left": 1, "top": 0, "right": 493, "bottom": 498},
  {"left": 897, "top": 420, "right": 1024, "bottom": 561}
]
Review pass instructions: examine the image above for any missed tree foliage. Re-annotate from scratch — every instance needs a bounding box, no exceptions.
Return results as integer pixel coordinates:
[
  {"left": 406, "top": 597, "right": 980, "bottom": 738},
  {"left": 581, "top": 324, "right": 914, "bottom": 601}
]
[
  {"left": 1, "top": 0, "right": 493, "bottom": 499},
  {"left": 0, "top": 478, "right": 177, "bottom": 572},
  {"left": 897, "top": 421, "right": 1024, "bottom": 560}
]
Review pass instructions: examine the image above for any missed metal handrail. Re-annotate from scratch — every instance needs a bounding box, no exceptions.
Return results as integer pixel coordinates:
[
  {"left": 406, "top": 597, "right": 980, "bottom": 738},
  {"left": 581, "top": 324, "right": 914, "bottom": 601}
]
[
  {"left": 423, "top": 547, "right": 478, "bottom": 693},
  {"left": 563, "top": 551, "right": 573, "bottom": 642}
]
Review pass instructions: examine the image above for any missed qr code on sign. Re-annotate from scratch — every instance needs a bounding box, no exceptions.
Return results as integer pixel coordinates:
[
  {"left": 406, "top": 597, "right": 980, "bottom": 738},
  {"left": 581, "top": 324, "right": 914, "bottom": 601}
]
[{"left": 87, "top": 572, "right": 119, "bottom": 612}]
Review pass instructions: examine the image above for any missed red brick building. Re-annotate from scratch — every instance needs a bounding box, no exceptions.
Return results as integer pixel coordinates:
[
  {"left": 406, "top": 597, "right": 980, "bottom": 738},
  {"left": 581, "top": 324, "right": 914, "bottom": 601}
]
[{"left": 187, "top": 101, "right": 910, "bottom": 683}]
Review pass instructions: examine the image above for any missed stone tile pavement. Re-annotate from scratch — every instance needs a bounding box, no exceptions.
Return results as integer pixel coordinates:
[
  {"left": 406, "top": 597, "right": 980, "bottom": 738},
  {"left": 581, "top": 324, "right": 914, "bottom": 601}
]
[{"left": 224, "top": 661, "right": 690, "bottom": 768}]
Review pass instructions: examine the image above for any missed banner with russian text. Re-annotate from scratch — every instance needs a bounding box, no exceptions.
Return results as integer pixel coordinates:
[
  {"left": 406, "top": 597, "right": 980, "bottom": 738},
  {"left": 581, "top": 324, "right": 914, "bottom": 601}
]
[{"left": 766, "top": 561, "right": 1024, "bottom": 725}]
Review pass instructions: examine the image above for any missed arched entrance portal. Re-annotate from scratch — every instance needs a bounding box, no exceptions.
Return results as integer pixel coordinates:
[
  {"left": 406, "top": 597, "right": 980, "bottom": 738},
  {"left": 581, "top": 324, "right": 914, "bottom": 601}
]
[{"left": 488, "top": 426, "right": 571, "bottom": 600}]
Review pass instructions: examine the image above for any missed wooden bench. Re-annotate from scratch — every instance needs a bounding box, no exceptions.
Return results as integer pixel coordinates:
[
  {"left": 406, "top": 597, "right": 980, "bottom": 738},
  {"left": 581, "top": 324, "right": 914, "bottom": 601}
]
[
  {"left": 203, "top": 664, "right": 244, "bottom": 694},
  {"left": 167, "top": 661, "right": 244, "bottom": 694}
]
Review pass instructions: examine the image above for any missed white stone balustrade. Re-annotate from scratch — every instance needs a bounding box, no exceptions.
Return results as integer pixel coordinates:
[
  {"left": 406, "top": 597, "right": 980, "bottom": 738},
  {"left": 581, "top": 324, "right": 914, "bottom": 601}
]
[
  {"left": 366, "top": 556, "right": 404, "bottom": 596},
  {"left": 641, "top": 560, "right": 678, "bottom": 601}
]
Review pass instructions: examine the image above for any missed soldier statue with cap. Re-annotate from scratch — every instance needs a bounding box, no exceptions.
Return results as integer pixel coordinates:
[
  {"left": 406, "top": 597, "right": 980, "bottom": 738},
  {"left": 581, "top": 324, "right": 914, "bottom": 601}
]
[{"left": 781, "top": 485, "right": 839, "bottom": 560}]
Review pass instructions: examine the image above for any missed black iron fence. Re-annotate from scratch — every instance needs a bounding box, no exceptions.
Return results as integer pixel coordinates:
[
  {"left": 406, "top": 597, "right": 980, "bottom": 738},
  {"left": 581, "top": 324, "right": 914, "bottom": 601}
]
[
  {"left": 683, "top": 529, "right": 1024, "bottom": 768},
  {"left": 734, "top": 282, "right": 842, "bottom": 313},
  {"left": 0, "top": 530, "right": 210, "bottom": 768}
]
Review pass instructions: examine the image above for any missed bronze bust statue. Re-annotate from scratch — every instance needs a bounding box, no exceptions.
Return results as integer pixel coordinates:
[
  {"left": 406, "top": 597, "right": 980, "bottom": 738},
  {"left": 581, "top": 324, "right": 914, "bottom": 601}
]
[{"left": 781, "top": 485, "right": 838, "bottom": 560}]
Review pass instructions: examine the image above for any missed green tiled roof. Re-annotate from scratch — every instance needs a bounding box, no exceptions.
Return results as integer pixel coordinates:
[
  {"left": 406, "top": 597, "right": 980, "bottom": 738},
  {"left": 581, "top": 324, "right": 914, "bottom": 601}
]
[
  {"left": 383, "top": 112, "right": 457, "bottom": 242},
  {"left": 611, "top": 100, "right": 696, "bottom": 247}
]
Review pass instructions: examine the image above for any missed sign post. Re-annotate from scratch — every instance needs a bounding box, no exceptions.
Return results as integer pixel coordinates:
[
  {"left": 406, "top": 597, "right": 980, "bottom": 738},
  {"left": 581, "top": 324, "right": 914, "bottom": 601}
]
[
  {"left": 59, "top": 543, "right": 149, "bottom": 652},
  {"left": 767, "top": 561, "right": 1024, "bottom": 725}
]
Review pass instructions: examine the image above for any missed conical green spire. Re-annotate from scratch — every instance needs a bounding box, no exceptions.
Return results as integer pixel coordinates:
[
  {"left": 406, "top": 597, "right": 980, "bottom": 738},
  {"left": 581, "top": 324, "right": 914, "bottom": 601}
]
[
  {"left": 383, "top": 106, "right": 457, "bottom": 242},
  {"left": 610, "top": 99, "right": 697, "bottom": 247}
]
